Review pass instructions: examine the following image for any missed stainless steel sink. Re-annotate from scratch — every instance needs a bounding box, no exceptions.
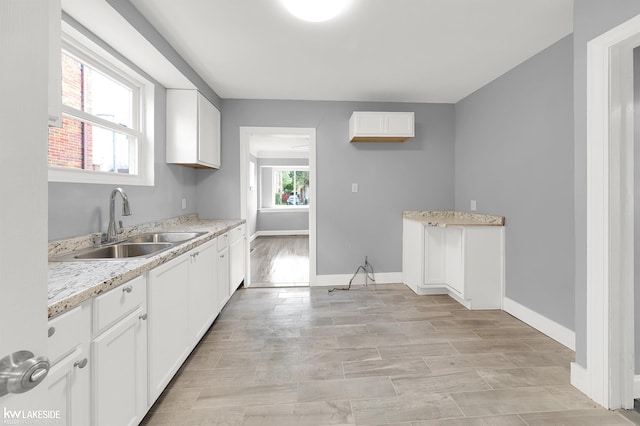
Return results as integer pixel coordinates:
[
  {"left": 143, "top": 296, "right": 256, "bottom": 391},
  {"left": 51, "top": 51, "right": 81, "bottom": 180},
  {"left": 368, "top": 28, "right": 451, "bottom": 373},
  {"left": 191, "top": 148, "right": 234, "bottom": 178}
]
[
  {"left": 126, "top": 231, "right": 206, "bottom": 244},
  {"left": 51, "top": 242, "right": 174, "bottom": 261},
  {"left": 74, "top": 243, "right": 173, "bottom": 259}
]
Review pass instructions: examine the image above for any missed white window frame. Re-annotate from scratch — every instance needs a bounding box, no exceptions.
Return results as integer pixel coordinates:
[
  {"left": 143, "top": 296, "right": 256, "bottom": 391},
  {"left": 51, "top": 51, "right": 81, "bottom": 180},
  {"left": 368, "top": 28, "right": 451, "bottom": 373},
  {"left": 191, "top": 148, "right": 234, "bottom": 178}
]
[
  {"left": 48, "top": 22, "right": 154, "bottom": 186},
  {"left": 265, "top": 166, "right": 310, "bottom": 211}
]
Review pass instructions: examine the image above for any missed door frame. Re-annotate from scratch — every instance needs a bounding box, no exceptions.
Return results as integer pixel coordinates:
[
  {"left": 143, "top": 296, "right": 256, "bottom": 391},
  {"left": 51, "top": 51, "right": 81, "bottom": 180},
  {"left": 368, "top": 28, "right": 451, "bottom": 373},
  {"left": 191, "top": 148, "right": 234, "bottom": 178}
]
[
  {"left": 573, "top": 13, "right": 640, "bottom": 409},
  {"left": 239, "top": 126, "right": 317, "bottom": 286}
]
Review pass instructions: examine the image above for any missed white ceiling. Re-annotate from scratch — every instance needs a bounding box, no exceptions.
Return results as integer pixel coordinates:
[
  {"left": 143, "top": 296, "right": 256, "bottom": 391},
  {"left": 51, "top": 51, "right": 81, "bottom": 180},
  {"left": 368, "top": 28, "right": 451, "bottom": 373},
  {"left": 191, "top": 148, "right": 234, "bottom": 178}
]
[
  {"left": 249, "top": 134, "right": 310, "bottom": 159},
  {"left": 129, "top": 0, "right": 573, "bottom": 103}
]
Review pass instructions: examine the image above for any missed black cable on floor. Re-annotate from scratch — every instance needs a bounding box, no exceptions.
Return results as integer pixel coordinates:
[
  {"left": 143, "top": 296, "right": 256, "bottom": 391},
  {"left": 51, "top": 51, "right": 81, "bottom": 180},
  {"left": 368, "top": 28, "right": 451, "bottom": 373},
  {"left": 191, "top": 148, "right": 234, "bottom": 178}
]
[{"left": 328, "top": 256, "right": 375, "bottom": 293}]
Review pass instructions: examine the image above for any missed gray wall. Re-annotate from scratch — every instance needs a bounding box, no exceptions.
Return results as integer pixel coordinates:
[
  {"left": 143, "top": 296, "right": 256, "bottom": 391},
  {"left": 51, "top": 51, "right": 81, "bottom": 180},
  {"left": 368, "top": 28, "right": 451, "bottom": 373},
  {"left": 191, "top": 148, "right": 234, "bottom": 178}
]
[
  {"left": 573, "top": 0, "right": 640, "bottom": 367},
  {"left": 454, "top": 35, "right": 575, "bottom": 329},
  {"left": 49, "top": 15, "right": 199, "bottom": 241},
  {"left": 197, "top": 100, "right": 455, "bottom": 275}
]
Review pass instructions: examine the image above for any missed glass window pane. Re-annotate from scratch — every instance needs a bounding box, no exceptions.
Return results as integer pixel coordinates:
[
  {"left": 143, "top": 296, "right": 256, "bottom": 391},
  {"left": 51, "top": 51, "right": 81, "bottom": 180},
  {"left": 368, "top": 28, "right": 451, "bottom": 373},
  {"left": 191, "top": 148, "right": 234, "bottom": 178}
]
[
  {"left": 61, "top": 51, "right": 133, "bottom": 128},
  {"left": 48, "top": 116, "right": 135, "bottom": 174},
  {"left": 273, "top": 169, "right": 310, "bottom": 206}
]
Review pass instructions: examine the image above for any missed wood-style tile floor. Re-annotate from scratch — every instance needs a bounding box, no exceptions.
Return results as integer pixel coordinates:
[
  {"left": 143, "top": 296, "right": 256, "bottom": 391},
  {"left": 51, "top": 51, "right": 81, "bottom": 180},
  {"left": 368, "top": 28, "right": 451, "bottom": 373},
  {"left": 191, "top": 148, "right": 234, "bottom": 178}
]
[
  {"left": 249, "top": 236, "right": 309, "bottom": 287},
  {"left": 141, "top": 284, "right": 635, "bottom": 425}
]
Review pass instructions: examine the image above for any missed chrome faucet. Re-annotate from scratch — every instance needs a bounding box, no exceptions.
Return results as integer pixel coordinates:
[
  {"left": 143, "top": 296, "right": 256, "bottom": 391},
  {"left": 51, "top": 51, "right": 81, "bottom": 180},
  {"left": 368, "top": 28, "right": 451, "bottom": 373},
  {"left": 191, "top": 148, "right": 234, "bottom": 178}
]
[{"left": 103, "top": 188, "right": 132, "bottom": 244}]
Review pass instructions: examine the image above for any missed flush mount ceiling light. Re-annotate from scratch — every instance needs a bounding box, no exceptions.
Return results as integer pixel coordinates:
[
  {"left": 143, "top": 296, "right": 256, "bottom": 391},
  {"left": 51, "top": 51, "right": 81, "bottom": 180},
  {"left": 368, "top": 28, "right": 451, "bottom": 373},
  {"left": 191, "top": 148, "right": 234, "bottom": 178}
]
[{"left": 281, "top": 0, "right": 350, "bottom": 22}]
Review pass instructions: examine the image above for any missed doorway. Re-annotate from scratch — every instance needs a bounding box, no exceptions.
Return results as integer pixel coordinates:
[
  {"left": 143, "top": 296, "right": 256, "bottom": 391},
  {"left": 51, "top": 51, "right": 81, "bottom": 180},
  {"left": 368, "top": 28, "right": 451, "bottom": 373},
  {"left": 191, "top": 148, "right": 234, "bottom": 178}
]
[
  {"left": 239, "top": 127, "right": 317, "bottom": 287},
  {"left": 576, "top": 13, "right": 640, "bottom": 410}
]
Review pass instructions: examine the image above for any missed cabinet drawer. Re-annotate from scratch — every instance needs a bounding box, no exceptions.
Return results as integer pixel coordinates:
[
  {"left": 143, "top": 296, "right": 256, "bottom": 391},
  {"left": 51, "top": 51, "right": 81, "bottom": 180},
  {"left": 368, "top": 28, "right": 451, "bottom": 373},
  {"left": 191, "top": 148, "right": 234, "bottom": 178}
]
[
  {"left": 229, "top": 225, "right": 245, "bottom": 245},
  {"left": 48, "top": 304, "right": 88, "bottom": 365},
  {"left": 217, "top": 232, "right": 229, "bottom": 251},
  {"left": 93, "top": 275, "right": 146, "bottom": 335}
]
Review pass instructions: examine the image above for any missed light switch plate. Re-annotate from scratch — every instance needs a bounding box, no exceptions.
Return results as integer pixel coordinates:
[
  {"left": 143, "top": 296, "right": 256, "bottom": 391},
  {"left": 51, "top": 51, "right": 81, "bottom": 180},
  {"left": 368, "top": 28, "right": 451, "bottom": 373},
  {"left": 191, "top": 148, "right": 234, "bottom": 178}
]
[
  {"left": 352, "top": 183, "right": 358, "bottom": 193},
  {"left": 182, "top": 198, "right": 187, "bottom": 209},
  {"left": 470, "top": 200, "right": 477, "bottom": 211}
]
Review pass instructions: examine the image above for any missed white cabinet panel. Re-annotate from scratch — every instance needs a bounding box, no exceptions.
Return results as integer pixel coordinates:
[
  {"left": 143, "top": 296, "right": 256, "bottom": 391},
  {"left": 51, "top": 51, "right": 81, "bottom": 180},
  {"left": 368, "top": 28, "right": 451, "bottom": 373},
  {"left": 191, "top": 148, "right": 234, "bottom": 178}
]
[
  {"left": 218, "top": 246, "right": 230, "bottom": 310},
  {"left": 92, "top": 307, "right": 147, "bottom": 426},
  {"left": 147, "top": 253, "right": 191, "bottom": 403},
  {"left": 349, "top": 111, "right": 414, "bottom": 142},
  {"left": 166, "top": 89, "right": 220, "bottom": 169},
  {"left": 46, "top": 301, "right": 91, "bottom": 426},
  {"left": 424, "top": 226, "right": 446, "bottom": 285},
  {"left": 188, "top": 239, "right": 218, "bottom": 340},
  {"left": 229, "top": 225, "right": 246, "bottom": 295}
]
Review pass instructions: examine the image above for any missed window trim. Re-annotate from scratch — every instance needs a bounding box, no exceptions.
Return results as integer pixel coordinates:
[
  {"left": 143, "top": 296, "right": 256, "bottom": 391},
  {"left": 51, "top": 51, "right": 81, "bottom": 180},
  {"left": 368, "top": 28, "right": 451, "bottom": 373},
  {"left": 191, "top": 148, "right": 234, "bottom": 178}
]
[{"left": 48, "top": 23, "right": 154, "bottom": 186}]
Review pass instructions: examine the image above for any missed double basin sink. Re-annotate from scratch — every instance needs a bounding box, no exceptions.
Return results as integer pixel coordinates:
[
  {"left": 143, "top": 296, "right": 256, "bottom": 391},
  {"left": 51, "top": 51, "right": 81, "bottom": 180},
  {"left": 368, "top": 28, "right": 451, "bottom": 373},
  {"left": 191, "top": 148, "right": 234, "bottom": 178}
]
[{"left": 51, "top": 231, "right": 206, "bottom": 261}]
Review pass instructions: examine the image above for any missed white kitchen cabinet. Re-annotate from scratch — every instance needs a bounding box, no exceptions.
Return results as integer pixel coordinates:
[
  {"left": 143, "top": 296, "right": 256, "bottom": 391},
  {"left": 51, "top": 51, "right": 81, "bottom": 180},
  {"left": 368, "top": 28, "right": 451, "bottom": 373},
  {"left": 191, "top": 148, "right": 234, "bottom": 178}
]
[
  {"left": 229, "top": 224, "right": 246, "bottom": 295},
  {"left": 217, "top": 234, "right": 230, "bottom": 310},
  {"left": 402, "top": 219, "right": 504, "bottom": 309},
  {"left": 46, "top": 302, "right": 91, "bottom": 426},
  {"left": 349, "top": 111, "right": 414, "bottom": 142},
  {"left": 402, "top": 219, "right": 445, "bottom": 293},
  {"left": 48, "top": 0, "right": 62, "bottom": 127},
  {"left": 188, "top": 238, "right": 218, "bottom": 341},
  {"left": 166, "top": 89, "right": 221, "bottom": 168},
  {"left": 91, "top": 276, "right": 148, "bottom": 426},
  {"left": 91, "top": 275, "right": 147, "bottom": 426},
  {"left": 147, "top": 252, "right": 191, "bottom": 403}
]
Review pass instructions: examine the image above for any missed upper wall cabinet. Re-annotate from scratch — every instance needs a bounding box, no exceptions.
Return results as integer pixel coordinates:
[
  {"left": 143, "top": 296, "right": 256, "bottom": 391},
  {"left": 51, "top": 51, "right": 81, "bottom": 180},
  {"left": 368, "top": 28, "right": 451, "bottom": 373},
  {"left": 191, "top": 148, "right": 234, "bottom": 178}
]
[
  {"left": 48, "top": 0, "right": 62, "bottom": 127},
  {"left": 166, "top": 89, "right": 221, "bottom": 169},
  {"left": 349, "top": 111, "right": 414, "bottom": 142}
]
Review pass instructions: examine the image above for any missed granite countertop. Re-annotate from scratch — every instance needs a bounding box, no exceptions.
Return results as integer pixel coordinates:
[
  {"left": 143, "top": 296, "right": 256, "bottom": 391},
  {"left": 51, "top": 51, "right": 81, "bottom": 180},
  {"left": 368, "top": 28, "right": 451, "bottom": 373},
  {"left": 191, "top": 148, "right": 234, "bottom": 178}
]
[
  {"left": 403, "top": 210, "right": 505, "bottom": 227},
  {"left": 47, "top": 215, "right": 244, "bottom": 319}
]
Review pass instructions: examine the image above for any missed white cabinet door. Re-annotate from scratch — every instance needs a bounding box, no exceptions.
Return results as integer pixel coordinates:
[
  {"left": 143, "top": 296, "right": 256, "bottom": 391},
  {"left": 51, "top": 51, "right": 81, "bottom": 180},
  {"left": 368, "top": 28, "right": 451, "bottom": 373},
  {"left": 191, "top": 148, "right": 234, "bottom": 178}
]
[
  {"left": 424, "top": 227, "right": 446, "bottom": 285},
  {"left": 189, "top": 239, "right": 218, "bottom": 340},
  {"left": 166, "top": 89, "right": 220, "bottom": 169},
  {"left": 349, "top": 112, "right": 414, "bottom": 142},
  {"left": 402, "top": 218, "right": 423, "bottom": 293},
  {"left": 92, "top": 306, "right": 147, "bottom": 426},
  {"left": 197, "top": 93, "right": 221, "bottom": 168},
  {"left": 147, "top": 253, "right": 191, "bottom": 403},
  {"left": 218, "top": 246, "right": 230, "bottom": 310},
  {"left": 445, "top": 227, "right": 464, "bottom": 295},
  {"left": 46, "top": 348, "right": 90, "bottom": 426},
  {"left": 46, "top": 302, "right": 91, "bottom": 426},
  {"left": 229, "top": 225, "right": 246, "bottom": 295}
]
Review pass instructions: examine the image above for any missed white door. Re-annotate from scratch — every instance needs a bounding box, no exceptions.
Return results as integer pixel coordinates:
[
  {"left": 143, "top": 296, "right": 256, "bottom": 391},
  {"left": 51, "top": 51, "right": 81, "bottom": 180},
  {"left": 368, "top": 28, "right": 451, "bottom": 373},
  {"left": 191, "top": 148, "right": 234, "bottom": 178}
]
[{"left": 0, "top": 0, "right": 51, "bottom": 416}]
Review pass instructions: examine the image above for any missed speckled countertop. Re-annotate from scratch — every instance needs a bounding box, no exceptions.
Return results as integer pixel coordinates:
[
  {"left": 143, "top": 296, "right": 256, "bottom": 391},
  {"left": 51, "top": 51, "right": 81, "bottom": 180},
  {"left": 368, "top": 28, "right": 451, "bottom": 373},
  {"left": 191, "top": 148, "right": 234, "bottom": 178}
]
[
  {"left": 48, "top": 214, "right": 244, "bottom": 319},
  {"left": 403, "top": 211, "right": 505, "bottom": 227}
]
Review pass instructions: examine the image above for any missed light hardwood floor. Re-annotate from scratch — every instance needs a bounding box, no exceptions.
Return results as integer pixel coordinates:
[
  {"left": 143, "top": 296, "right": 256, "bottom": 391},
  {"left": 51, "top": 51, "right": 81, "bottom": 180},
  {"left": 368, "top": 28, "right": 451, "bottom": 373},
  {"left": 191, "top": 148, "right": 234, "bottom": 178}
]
[
  {"left": 141, "top": 284, "right": 636, "bottom": 425},
  {"left": 249, "top": 236, "right": 309, "bottom": 288}
]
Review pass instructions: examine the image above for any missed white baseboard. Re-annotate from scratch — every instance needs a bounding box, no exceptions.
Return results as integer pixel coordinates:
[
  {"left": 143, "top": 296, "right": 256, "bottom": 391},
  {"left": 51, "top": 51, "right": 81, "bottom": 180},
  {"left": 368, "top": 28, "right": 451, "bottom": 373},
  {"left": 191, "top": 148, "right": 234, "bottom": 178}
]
[
  {"left": 254, "top": 230, "right": 309, "bottom": 238},
  {"left": 634, "top": 375, "right": 640, "bottom": 399},
  {"left": 571, "top": 362, "right": 590, "bottom": 396},
  {"left": 312, "top": 272, "right": 402, "bottom": 287},
  {"left": 503, "top": 297, "right": 575, "bottom": 350}
]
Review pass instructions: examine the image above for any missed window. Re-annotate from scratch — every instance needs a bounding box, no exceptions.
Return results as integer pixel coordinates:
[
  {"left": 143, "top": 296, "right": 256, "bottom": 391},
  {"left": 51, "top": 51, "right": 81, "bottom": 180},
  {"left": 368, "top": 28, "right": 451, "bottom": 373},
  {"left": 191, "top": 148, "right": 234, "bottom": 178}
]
[
  {"left": 48, "top": 29, "right": 154, "bottom": 185},
  {"left": 273, "top": 168, "right": 310, "bottom": 207}
]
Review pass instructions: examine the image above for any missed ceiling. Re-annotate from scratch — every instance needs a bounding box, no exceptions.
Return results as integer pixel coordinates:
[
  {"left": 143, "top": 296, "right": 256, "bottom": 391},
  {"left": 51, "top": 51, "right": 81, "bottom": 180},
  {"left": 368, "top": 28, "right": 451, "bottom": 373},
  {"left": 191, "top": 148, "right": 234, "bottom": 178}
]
[
  {"left": 249, "top": 134, "right": 310, "bottom": 158},
  {"left": 128, "top": 0, "right": 574, "bottom": 103}
]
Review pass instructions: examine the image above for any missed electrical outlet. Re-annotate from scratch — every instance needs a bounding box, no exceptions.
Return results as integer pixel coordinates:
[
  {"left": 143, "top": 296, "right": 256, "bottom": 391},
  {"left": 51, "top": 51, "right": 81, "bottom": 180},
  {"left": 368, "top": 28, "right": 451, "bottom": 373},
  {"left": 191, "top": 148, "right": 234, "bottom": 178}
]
[
  {"left": 352, "top": 183, "right": 358, "bottom": 193},
  {"left": 181, "top": 198, "right": 187, "bottom": 209},
  {"left": 470, "top": 200, "right": 477, "bottom": 211}
]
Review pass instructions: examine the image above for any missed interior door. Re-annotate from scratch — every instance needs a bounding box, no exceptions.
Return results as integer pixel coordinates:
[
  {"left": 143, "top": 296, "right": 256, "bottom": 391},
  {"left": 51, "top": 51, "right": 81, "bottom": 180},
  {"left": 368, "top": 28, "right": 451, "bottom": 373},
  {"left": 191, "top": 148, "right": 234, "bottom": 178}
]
[{"left": 0, "top": 0, "right": 51, "bottom": 415}]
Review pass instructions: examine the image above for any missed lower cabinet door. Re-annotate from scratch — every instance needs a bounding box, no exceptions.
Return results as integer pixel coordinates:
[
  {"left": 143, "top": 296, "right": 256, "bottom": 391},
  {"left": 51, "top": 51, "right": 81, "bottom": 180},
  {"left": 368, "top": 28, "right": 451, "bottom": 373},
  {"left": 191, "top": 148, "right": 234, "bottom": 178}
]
[
  {"left": 92, "top": 307, "right": 147, "bottom": 426},
  {"left": 47, "top": 348, "right": 90, "bottom": 426},
  {"left": 147, "top": 253, "right": 191, "bottom": 403},
  {"left": 217, "top": 247, "right": 230, "bottom": 311}
]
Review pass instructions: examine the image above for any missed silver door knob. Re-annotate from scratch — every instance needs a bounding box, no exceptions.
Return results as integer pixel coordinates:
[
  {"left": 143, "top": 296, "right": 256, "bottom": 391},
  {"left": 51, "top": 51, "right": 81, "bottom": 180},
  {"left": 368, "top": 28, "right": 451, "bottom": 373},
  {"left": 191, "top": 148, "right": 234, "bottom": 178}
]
[{"left": 0, "top": 351, "right": 50, "bottom": 396}]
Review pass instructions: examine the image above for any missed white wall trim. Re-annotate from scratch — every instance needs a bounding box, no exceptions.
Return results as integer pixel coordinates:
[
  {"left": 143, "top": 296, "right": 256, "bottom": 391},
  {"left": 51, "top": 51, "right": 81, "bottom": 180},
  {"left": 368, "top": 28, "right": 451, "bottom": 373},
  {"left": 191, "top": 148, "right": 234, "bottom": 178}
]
[
  {"left": 571, "top": 362, "right": 590, "bottom": 397},
  {"left": 503, "top": 297, "right": 575, "bottom": 351},
  {"left": 582, "top": 13, "right": 640, "bottom": 409},
  {"left": 253, "top": 230, "right": 309, "bottom": 238},
  {"left": 313, "top": 272, "right": 402, "bottom": 287}
]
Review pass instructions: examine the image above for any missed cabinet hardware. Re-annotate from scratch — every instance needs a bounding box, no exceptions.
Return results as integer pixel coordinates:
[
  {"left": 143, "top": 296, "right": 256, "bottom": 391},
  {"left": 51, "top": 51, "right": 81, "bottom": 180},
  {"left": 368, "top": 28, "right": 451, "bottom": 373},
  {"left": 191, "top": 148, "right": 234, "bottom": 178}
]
[
  {"left": 122, "top": 285, "right": 133, "bottom": 293},
  {"left": 139, "top": 313, "right": 148, "bottom": 321},
  {"left": 73, "top": 358, "right": 88, "bottom": 369},
  {"left": 47, "top": 327, "right": 55, "bottom": 338}
]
